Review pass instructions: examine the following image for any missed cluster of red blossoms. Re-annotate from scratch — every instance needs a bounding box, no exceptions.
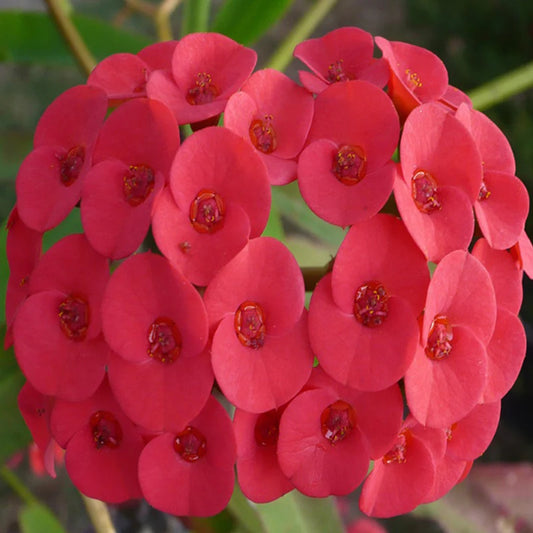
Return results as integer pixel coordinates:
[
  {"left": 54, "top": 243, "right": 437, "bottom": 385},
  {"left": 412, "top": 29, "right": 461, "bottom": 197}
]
[{"left": 6, "top": 27, "right": 533, "bottom": 518}]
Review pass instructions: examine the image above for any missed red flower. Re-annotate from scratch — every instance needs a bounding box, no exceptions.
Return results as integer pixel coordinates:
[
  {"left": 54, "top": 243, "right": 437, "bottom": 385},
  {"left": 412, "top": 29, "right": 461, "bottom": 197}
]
[
  {"left": 233, "top": 406, "right": 294, "bottom": 503},
  {"left": 50, "top": 379, "right": 143, "bottom": 503},
  {"left": 224, "top": 68, "right": 314, "bottom": 185},
  {"left": 405, "top": 250, "right": 497, "bottom": 428},
  {"left": 81, "top": 98, "right": 180, "bottom": 259},
  {"left": 101, "top": 252, "right": 212, "bottom": 433},
  {"left": 309, "top": 214, "right": 429, "bottom": 391},
  {"left": 13, "top": 234, "right": 110, "bottom": 401},
  {"left": 4, "top": 207, "right": 42, "bottom": 348},
  {"left": 87, "top": 41, "right": 177, "bottom": 104},
  {"left": 375, "top": 37, "right": 448, "bottom": 121},
  {"left": 18, "top": 382, "right": 57, "bottom": 477},
  {"left": 138, "top": 395, "right": 236, "bottom": 516},
  {"left": 360, "top": 418, "right": 440, "bottom": 517},
  {"left": 298, "top": 80, "right": 399, "bottom": 227},
  {"left": 203, "top": 237, "right": 312, "bottom": 412},
  {"left": 293, "top": 27, "right": 389, "bottom": 94},
  {"left": 394, "top": 103, "right": 482, "bottom": 262},
  {"left": 152, "top": 126, "right": 270, "bottom": 286},
  {"left": 277, "top": 368, "right": 403, "bottom": 497},
  {"left": 15, "top": 85, "right": 107, "bottom": 231},
  {"left": 147, "top": 32, "right": 256, "bottom": 126}
]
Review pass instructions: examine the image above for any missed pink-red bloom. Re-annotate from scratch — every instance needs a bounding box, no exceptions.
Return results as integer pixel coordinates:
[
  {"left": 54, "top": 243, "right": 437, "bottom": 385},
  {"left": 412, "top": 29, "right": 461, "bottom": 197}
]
[
  {"left": 101, "top": 252, "right": 212, "bottom": 433},
  {"left": 81, "top": 97, "right": 180, "bottom": 259},
  {"left": 152, "top": 126, "right": 270, "bottom": 286},
  {"left": 394, "top": 102, "right": 482, "bottom": 262},
  {"left": 13, "top": 234, "right": 110, "bottom": 401},
  {"left": 293, "top": 27, "right": 389, "bottom": 94},
  {"left": 16, "top": 85, "right": 107, "bottom": 231},
  {"left": 51, "top": 379, "right": 143, "bottom": 503},
  {"left": 309, "top": 214, "right": 429, "bottom": 391},
  {"left": 298, "top": 80, "right": 399, "bottom": 227},
  {"left": 375, "top": 37, "right": 448, "bottom": 121},
  {"left": 277, "top": 367, "right": 403, "bottom": 497},
  {"left": 203, "top": 237, "right": 312, "bottom": 413},
  {"left": 405, "top": 250, "right": 497, "bottom": 428},
  {"left": 147, "top": 32, "right": 256, "bottom": 127},
  {"left": 138, "top": 395, "right": 236, "bottom": 516},
  {"left": 224, "top": 68, "right": 314, "bottom": 185}
]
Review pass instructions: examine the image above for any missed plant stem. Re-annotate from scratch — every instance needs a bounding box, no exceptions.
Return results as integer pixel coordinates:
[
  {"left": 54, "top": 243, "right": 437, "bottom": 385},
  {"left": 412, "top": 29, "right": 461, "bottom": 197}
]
[
  {"left": 0, "top": 465, "right": 38, "bottom": 505},
  {"left": 81, "top": 494, "right": 117, "bottom": 533},
  {"left": 468, "top": 60, "right": 533, "bottom": 111},
  {"left": 155, "top": 0, "right": 183, "bottom": 41},
  {"left": 181, "top": 0, "right": 211, "bottom": 36},
  {"left": 265, "top": 0, "right": 338, "bottom": 72},
  {"left": 43, "top": 0, "right": 96, "bottom": 76}
]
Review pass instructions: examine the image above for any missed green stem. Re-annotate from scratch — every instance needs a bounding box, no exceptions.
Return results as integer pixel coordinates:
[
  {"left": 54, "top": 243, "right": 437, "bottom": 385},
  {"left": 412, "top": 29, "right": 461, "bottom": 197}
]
[
  {"left": 0, "top": 465, "right": 39, "bottom": 505},
  {"left": 181, "top": 0, "right": 211, "bottom": 36},
  {"left": 265, "top": 0, "right": 338, "bottom": 72},
  {"left": 468, "top": 60, "right": 533, "bottom": 111},
  {"left": 43, "top": 0, "right": 96, "bottom": 76},
  {"left": 155, "top": 0, "right": 183, "bottom": 41},
  {"left": 80, "top": 494, "right": 117, "bottom": 533}
]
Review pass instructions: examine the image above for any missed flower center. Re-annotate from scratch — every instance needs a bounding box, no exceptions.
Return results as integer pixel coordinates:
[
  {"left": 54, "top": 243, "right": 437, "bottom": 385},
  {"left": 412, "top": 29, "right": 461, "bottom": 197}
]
[
  {"left": 478, "top": 180, "right": 491, "bottom": 201},
  {"left": 383, "top": 430, "right": 409, "bottom": 464},
  {"left": 411, "top": 170, "right": 441, "bottom": 213},
  {"left": 254, "top": 409, "right": 280, "bottom": 447},
  {"left": 174, "top": 426, "right": 207, "bottom": 462},
  {"left": 405, "top": 69, "right": 422, "bottom": 91},
  {"left": 320, "top": 400, "right": 356, "bottom": 445},
  {"left": 249, "top": 115, "right": 277, "bottom": 154},
  {"left": 58, "top": 295, "right": 89, "bottom": 341},
  {"left": 147, "top": 317, "right": 182, "bottom": 364},
  {"left": 326, "top": 59, "right": 351, "bottom": 83},
  {"left": 123, "top": 164, "right": 155, "bottom": 206},
  {"left": 234, "top": 301, "right": 266, "bottom": 349},
  {"left": 58, "top": 145, "right": 85, "bottom": 186},
  {"left": 353, "top": 281, "right": 390, "bottom": 327},
  {"left": 186, "top": 72, "right": 220, "bottom": 105},
  {"left": 332, "top": 145, "right": 367, "bottom": 185},
  {"left": 189, "top": 189, "right": 225, "bottom": 233},
  {"left": 425, "top": 314, "right": 453, "bottom": 361},
  {"left": 90, "top": 411, "right": 122, "bottom": 450}
]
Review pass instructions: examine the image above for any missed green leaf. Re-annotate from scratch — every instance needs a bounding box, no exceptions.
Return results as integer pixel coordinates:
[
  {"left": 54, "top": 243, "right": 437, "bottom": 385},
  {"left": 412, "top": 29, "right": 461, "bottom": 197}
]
[
  {"left": 261, "top": 203, "right": 286, "bottom": 241},
  {"left": 211, "top": 0, "right": 294, "bottom": 45},
  {"left": 0, "top": 11, "right": 151, "bottom": 66},
  {"left": 0, "top": 325, "right": 31, "bottom": 464},
  {"left": 42, "top": 207, "right": 83, "bottom": 252},
  {"left": 19, "top": 502, "right": 67, "bottom": 533},
  {"left": 256, "top": 492, "right": 345, "bottom": 533}
]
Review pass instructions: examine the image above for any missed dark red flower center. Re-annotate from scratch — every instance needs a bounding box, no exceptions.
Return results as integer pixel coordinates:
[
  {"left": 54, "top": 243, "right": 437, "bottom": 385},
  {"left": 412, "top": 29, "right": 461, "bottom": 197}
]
[
  {"left": 147, "top": 317, "right": 182, "bottom": 364},
  {"left": 90, "top": 410, "right": 123, "bottom": 450},
  {"left": 320, "top": 400, "right": 356, "bottom": 445},
  {"left": 58, "top": 145, "right": 85, "bottom": 187},
  {"left": 189, "top": 189, "right": 225, "bottom": 233},
  {"left": 234, "top": 301, "right": 266, "bottom": 349},
  {"left": 249, "top": 115, "right": 277, "bottom": 154},
  {"left": 326, "top": 59, "right": 351, "bottom": 83},
  {"left": 478, "top": 180, "right": 491, "bottom": 201},
  {"left": 382, "top": 430, "right": 409, "bottom": 464},
  {"left": 186, "top": 72, "right": 220, "bottom": 105},
  {"left": 174, "top": 426, "right": 207, "bottom": 462},
  {"left": 425, "top": 314, "right": 453, "bottom": 361},
  {"left": 58, "top": 295, "right": 89, "bottom": 341},
  {"left": 123, "top": 164, "right": 155, "bottom": 206},
  {"left": 254, "top": 409, "right": 280, "bottom": 447},
  {"left": 411, "top": 169, "right": 441, "bottom": 213},
  {"left": 332, "top": 145, "right": 367, "bottom": 185},
  {"left": 353, "top": 281, "right": 390, "bottom": 327}
]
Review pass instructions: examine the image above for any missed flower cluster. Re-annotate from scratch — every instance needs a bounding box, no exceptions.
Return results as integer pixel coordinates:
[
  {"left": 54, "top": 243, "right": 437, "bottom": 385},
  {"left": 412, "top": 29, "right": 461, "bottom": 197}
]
[{"left": 6, "top": 26, "right": 531, "bottom": 519}]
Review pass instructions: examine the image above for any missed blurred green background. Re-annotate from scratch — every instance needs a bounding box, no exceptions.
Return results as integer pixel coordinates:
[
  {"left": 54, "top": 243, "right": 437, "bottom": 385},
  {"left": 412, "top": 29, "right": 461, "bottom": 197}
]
[{"left": 0, "top": 1, "right": 532, "bottom": 532}]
